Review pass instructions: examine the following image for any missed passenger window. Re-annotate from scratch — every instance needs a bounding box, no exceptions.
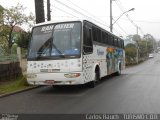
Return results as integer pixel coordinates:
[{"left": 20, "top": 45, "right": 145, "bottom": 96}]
[
  {"left": 114, "top": 38, "right": 118, "bottom": 47},
  {"left": 118, "top": 39, "right": 121, "bottom": 48},
  {"left": 102, "top": 31, "right": 106, "bottom": 44},
  {"left": 92, "top": 26, "right": 97, "bottom": 42},
  {"left": 83, "top": 25, "right": 93, "bottom": 54},
  {"left": 105, "top": 33, "right": 108, "bottom": 44},
  {"left": 97, "top": 28, "right": 101, "bottom": 43}
]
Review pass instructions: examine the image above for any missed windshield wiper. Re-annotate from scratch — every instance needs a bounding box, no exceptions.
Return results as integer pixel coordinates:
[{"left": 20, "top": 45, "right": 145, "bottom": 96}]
[
  {"left": 36, "top": 37, "right": 52, "bottom": 59},
  {"left": 52, "top": 43, "right": 62, "bottom": 54},
  {"left": 52, "top": 43, "right": 65, "bottom": 58},
  {"left": 52, "top": 37, "right": 65, "bottom": 58}
]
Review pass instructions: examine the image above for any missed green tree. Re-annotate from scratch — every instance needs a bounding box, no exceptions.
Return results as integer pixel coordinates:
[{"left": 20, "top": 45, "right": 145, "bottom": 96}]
[
  {"left": 158, "top": 40, "right": 160, "bottom": 48},
  {"left": 0, "top": 36, "right": 8, "bottom": 54},
  {"left": 143, "top": 34, "right": 156, "bottom": 53},
  {"left": 0, "top": 5, "right": 4, "bottom": 23},
  {"left": 2, "top": 3, "right": 34, "bottom": 53},
  {"left": 125, "top": 43, "right": 137, "bottom": 64},
  {"left": 0, "top": 5, "right": 9, "bottom": 54},
  {"left": 137, "top": 40, "right": 148, "bottom": 59},
  {"left": 126, "top": 34, "right": 156, "bottom": 62},
  {"left": 16, "top": 31, "right": 31, "bottom": 49},
  {"left": 127, "top": 34, "right": 141, "bottom": 43}
]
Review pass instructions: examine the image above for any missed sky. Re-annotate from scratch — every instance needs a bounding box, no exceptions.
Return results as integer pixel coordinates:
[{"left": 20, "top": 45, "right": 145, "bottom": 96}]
[{"left": 0, "top": 0, "right": 160, "bottom": 40}]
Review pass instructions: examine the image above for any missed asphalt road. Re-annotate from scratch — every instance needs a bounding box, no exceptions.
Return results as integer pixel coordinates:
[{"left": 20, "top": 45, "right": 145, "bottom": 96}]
[{"left": 0, "top": 53, "right": 160, "bottom": 114}]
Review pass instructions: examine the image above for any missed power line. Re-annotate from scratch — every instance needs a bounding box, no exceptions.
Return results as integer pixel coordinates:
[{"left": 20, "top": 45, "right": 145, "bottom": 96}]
[
  {"left": 113, "top": 28, "right": 123, "bottom": 37},
  {"left": 44, "top": 1, "right": 78, "bottom": 18},
  {"left": 45, "top": 0, "right": 125, "bottom": 37},
  {"left": 115, "top": 0, "right": 144, "bottom": 36},
  {"left": 118, "top": 0, "right": 145, "bottom": 36},
  {"left": 115, "top": 0, "right": 136, "bottom": 27},
  {"left": 50, "top": 16, "right": 75, "bottom": 18},
  {"left": 66, "top": 0, "right": 108, "bottom": 26},
  {"left": 54, "top": 0, "right": 110, "bottom": 29},
  {"left": 131, "top": 20, "right": 160, "bottom": 24},
  {"left": 114, "top": 17, "right": 160, "bottom": 24},
  {"left": 113, "top": 19, "right": 129, "bottom": 36},
  {"left": 52, "top": 5, "right": 78, "bottom": 18},
  {"left": 91, "top": 16, "right": 160, "bottom": 24}
]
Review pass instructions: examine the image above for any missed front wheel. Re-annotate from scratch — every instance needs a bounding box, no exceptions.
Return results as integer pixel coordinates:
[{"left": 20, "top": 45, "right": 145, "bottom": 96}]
[{"left": 87, "top": 70, "right": 100, "bottom": 88}]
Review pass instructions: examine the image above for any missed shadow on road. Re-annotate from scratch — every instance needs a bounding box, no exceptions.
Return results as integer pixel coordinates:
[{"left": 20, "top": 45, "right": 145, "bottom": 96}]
[
  {"left": 36, "top": 74, "right": 127, "bottom": 96},
  {"left": 37, "top": 85, "right": 90, "bottom": 96}
]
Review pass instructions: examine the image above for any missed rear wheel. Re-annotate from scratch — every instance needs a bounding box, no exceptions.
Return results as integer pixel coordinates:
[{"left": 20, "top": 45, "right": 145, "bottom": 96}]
[{"left": 115, "top": 63, "right": 121, "bottom": 76}]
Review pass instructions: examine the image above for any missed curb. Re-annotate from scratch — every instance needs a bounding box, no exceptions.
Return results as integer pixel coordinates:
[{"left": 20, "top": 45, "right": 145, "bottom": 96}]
[{"left": 0, "top": 86, "right": 41, "bottom": 98}]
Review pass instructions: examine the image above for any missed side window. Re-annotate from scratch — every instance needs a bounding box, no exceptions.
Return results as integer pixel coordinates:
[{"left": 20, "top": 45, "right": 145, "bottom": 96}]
[
  {"left": 114, "top": 38, "right": 118, "bottom": 47},
  {"left": 105, "top": 33, "right": 108, "bottom": 44},
  {"left": 83, "top": 24, "right": 93, "bottom": 54},
  {"left": 118, "top": 39, "right": 121, "bottom": 48},
  {"left": 97, "top": 28, "right": 101, "bottom": 43},
  {"left": 120, "top": 40, "right": 122, "bottom": 48},
  {"left": 111, "top": 36, "right": 114, "bottom": 46},
  {"left": 122, "top": 40, "right": 124, "bottom": 49},
  {"left": 108, "top": 34, "right": 111, "bottom": 45},
  {"left": 92, "top": 26, "right": 97, "bottom": 42},
  {"left": 112, "top": 37, "right": 115, "bottom": 46},
  {"left": 102, "top": 31, "right": 106, "bottom": 44}
]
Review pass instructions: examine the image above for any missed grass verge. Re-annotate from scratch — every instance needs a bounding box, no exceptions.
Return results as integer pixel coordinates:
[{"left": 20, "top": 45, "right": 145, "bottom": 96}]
[{"left": 0, "top": 76, "right": 33, "bottom": 95}]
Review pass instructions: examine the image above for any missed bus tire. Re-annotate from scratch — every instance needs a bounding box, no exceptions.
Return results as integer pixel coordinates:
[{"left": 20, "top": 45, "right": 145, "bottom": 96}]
[
  {"left": 88, "top": 67, "right": 100, "bottom": 88},
  {"left": 88, "top": 80, "right": 96, "bottom": 88},
  {"left": 115, "top": 63, "right": 121, "bottom": 76}
]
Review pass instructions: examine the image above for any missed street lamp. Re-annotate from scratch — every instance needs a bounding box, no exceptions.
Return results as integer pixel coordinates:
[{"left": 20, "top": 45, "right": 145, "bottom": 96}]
[
  {"left": 110, "top": 0, "right": 135, "bottom": 32},
  {"left": 112, "top": 8, "right": 135, "bottom": 26}
]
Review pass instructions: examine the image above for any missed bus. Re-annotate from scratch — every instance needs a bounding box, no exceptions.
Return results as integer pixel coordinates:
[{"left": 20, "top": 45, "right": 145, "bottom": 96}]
[{"left": 27, "top": 19, "right": 125, "bottom": 88}]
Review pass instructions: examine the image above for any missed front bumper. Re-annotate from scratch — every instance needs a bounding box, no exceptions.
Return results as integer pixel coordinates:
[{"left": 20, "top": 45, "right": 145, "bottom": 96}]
[{"left": 27, "top": 72, "right": 84, "bottom": 85}]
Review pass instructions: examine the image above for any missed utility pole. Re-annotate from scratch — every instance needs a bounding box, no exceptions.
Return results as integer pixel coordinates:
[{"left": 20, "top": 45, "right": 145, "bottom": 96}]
[
  {"left": 136, "top": 44, "right": 139, "bottom": 64},
  {"left": 136, "top": 26, "right": 139, "bottom": 64},
  {"left": 110, "top": 0, "right": 113, "bottom": 32},
  {"left": 146, "top": 40, "right": 148, "bottom": 57},
  {"left": 47, "top": 0, "right": 51, "bottom": 21},
  {"left": 136, "top": 26, "right": 139, "bottom": 35},
  {"left": 110, "top": 0, "right": 134, "bottom": 33},
  {"left": 35, "top": 0, "right": 45, "bottom": 23}
]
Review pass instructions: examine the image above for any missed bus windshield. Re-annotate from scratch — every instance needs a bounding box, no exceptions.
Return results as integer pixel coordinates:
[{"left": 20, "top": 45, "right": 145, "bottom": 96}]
[{"left": 28, "top": 22, "right": 81, "bottom": 60}]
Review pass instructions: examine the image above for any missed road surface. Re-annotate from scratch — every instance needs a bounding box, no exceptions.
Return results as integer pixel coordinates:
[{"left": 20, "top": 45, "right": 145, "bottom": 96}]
[{"left": 0, "top": 53, "right": 160, "bottom": 113}]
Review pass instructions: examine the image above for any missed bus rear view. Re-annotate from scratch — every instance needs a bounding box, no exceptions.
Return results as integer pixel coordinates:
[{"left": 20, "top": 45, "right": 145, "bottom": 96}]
[{"left": 27, "top": 21, "right": 83, "bottom": 85}]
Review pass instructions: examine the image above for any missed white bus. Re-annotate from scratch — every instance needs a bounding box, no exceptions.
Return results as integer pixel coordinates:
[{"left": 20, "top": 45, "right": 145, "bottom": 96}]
[{"left": 27, "top": 19, "right": 125, "bottom": 87}]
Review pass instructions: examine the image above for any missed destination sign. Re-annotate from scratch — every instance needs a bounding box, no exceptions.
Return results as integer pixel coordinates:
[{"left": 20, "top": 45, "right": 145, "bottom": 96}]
[{"left": 55, "top": 23, "right": 74, "bottom": 30}]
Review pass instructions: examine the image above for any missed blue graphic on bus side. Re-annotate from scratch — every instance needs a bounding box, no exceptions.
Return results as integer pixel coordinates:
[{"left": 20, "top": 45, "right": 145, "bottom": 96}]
[{"left": 97, "top": 49, "right": 104, "bottom": 56}]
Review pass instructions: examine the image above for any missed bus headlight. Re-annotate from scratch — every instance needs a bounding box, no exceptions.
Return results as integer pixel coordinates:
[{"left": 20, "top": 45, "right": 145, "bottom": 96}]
[
  {"left": 64, "top": 73, "right": 81, "bottom": 78},
  {"left": 27, "top": 74, "right": 37, "bottom": 79}
]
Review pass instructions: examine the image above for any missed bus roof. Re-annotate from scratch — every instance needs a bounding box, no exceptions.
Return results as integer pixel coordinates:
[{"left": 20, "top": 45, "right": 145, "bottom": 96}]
[
  {"left": 34, "top": 18, "right": 123, "bottom": 40},
  {"left": 34, "top": 18, "right": 84, "bottom": 26}
]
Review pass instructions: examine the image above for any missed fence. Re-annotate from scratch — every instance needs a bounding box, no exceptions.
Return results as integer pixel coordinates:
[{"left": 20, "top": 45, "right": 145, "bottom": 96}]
[
  {"left": 0, "top": 54, "right": 18, "bottom": 62},
  {"left": 0, "top": 62, "right": 22, "bottom": 81}
]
